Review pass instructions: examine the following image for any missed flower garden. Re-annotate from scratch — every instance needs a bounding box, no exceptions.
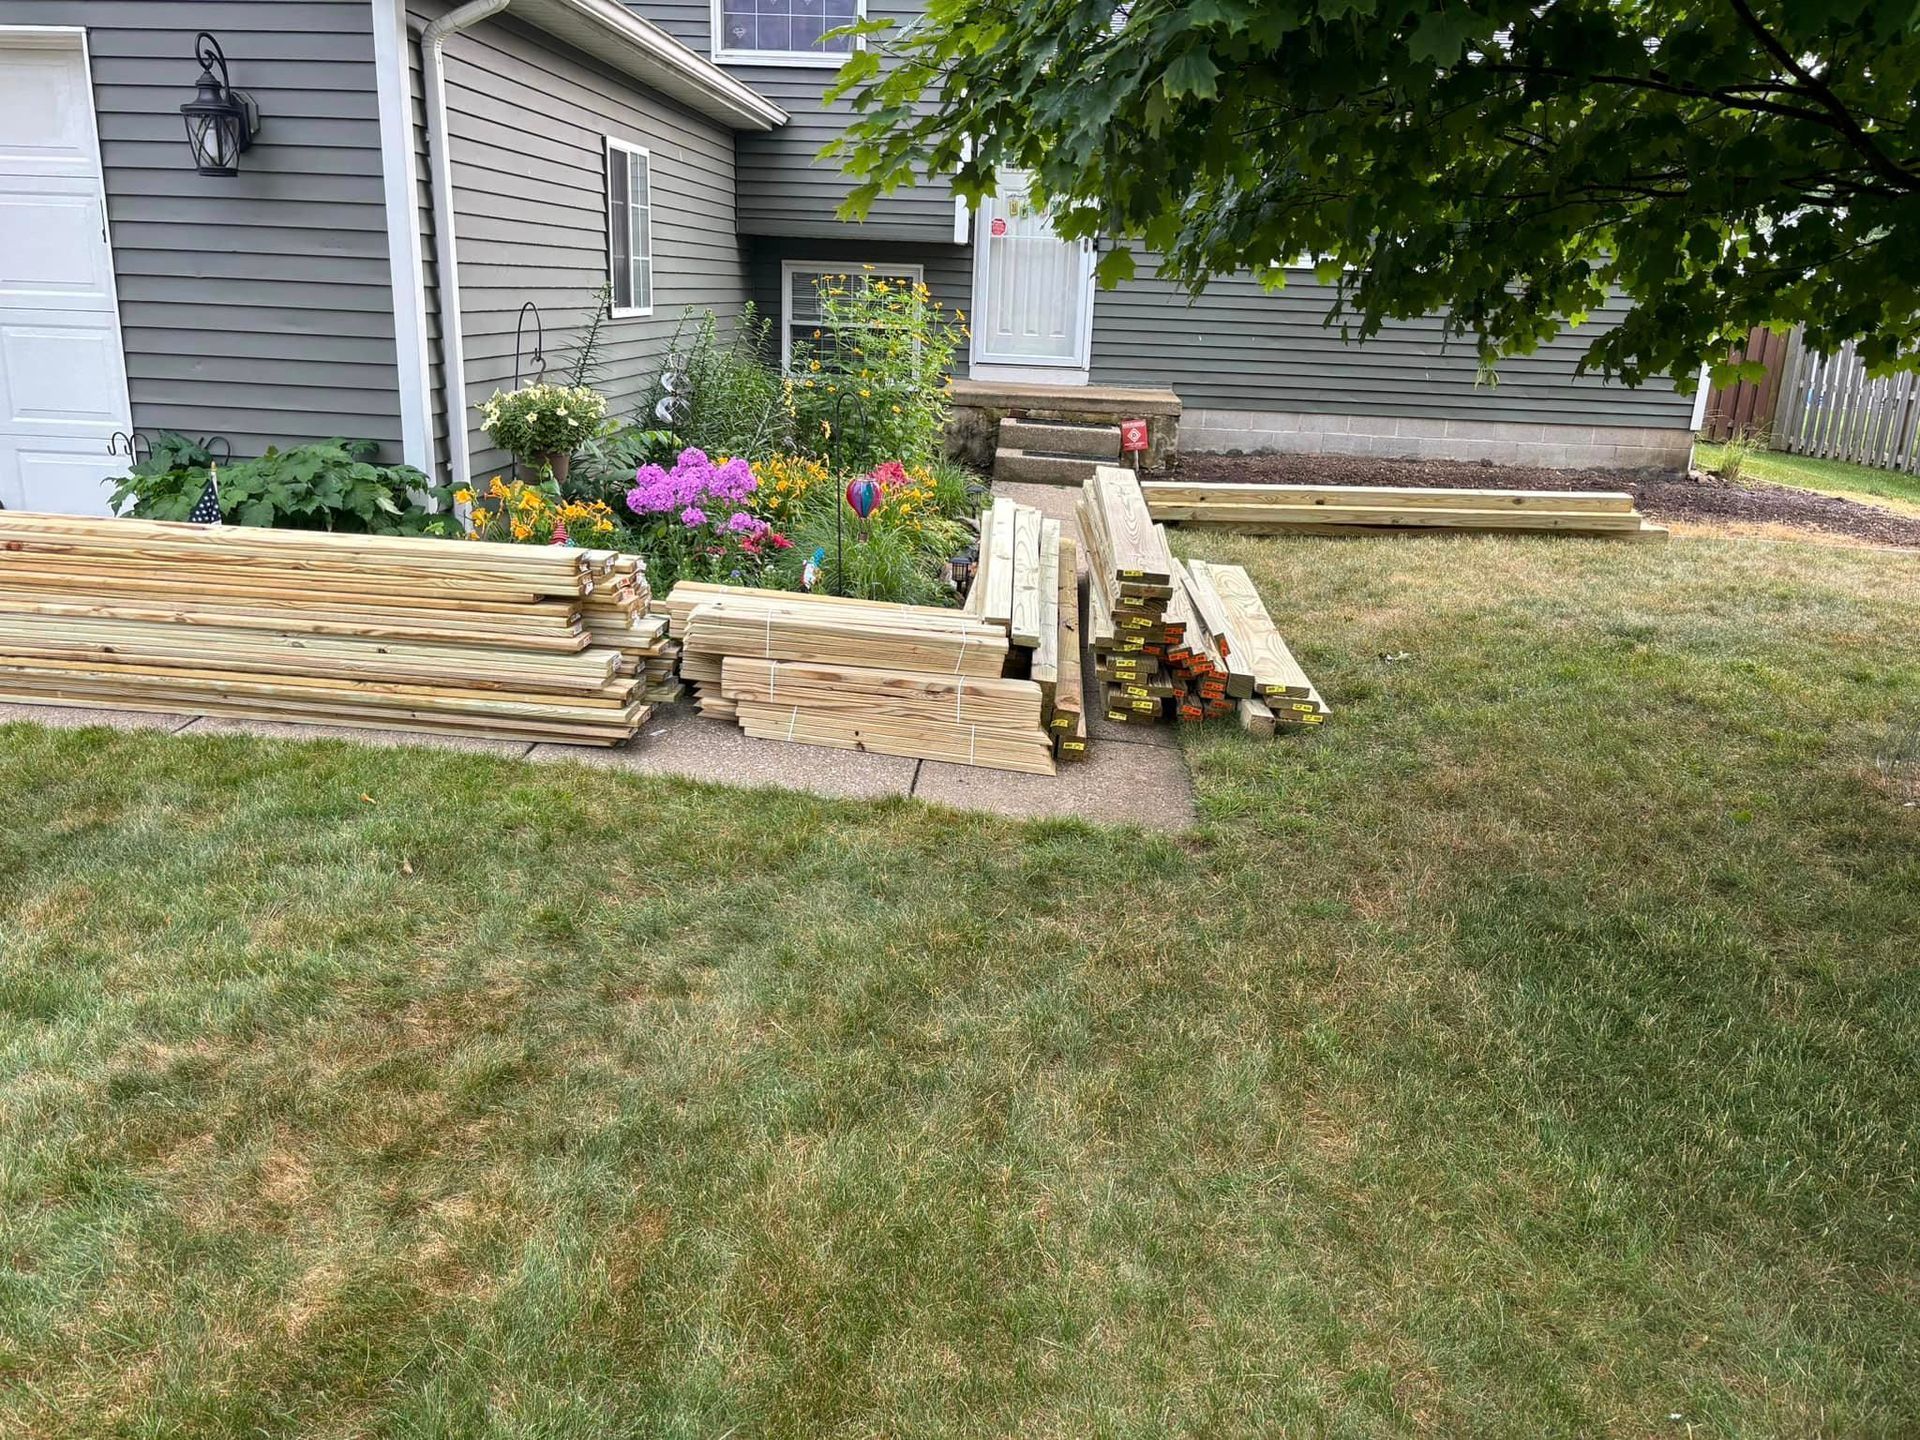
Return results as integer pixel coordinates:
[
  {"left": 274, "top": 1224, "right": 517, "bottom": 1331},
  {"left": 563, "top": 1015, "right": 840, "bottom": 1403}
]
[
  {"left": 106, "top": 273, "right": 982, "bottom": 608},
  {"left": 473, "top": 274, "right": 979, "bottom": 604}
]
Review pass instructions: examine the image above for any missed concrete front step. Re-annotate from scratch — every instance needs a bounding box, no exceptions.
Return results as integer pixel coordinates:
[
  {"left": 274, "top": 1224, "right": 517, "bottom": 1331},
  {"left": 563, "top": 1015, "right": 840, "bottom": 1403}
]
[
  {"left": 992, "top": 448, "right": 1105, "bottom": 485},
  {"left": 998, "top": 416, "right": 1121, "bottom": 460}
]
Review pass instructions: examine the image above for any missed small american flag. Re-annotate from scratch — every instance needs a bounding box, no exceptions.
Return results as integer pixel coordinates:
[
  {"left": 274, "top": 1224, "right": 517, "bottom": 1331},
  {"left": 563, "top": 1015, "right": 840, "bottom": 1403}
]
[{"left": 189, "top": 463, "right": 222, "bottom": 524}]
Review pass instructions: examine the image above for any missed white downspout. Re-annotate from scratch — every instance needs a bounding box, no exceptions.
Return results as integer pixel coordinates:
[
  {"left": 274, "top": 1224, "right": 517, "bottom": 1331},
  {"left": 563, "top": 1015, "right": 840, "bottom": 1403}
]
[{"left": 421, "top": 0, "right": 512, "bottom": 488}]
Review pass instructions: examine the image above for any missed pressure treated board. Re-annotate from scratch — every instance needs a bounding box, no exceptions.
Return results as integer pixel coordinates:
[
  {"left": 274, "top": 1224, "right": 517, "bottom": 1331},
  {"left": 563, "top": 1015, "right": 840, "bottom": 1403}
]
[
  {"left": 1009, "top": 505, "right": 1043, "bottom": 648},
  {"left": 1140, "top": 482, "right": 1640, "bottom": 513},
  {"left": 1190, "top": 561, "right": 1315, "bottom": 700},
  {"left": 0, "top": 511, "right": 655, "bottom": 744}
]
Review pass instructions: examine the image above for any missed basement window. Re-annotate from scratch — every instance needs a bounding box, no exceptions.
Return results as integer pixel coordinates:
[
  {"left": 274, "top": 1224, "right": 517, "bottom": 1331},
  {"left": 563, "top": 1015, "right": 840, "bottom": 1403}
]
[
  {"left": 781, "top": 261, "right": 925, "bottom": 370},
  {"left": 714, "top": 0, "right": 862, "bottom": 66},
  {"left": 606, "top": 138, "right": 652, "bottom": 317}
]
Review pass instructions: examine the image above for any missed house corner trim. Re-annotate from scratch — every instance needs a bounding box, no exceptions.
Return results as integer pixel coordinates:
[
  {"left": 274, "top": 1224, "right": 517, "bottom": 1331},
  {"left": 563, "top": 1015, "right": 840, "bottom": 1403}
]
[{"left": 372, "top": 0, "right": 436, "bottom": 476}]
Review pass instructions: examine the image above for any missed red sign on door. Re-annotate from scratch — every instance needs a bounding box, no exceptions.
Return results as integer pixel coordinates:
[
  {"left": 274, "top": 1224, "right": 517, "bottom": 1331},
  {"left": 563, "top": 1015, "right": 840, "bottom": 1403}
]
[
  {"left": 989, "top": 217, "right": 1008, "bottom": 237},
  {"left": 1119, "top": 419, "right": 1150, "bottom": 453}
]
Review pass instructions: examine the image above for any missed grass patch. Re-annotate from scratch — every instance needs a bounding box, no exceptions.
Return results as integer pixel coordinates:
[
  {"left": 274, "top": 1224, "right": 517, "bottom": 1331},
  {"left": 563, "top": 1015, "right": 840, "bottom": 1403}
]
[
  {"left": 1695, "top": 441, "right": 1920, "bottom": 514},
  {"left": 3, "top": 533, "right": 1918, "bottom": 1436}
]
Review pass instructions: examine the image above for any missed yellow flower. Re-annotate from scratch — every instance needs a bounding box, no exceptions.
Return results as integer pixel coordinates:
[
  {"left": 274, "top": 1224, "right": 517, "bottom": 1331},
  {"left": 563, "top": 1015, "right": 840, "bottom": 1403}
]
[
  {"left": 891, "top": 405, "right": 902, "bottom": 414},
  {"left": 453, "top": 488, "right": 474, "bottom": 505},
  {"left": 859, "top": 388, "right": 871, "bottom": 398},
  {"left": 808, "top": 360, "right": 821, "bottom": 372}
]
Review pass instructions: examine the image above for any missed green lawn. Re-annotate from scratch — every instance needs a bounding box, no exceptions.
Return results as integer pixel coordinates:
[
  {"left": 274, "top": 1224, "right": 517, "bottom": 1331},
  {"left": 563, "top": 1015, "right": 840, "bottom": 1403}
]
[
  {"left": 3, "top": 533, "right": 1918, "bottom": 1438},
  {"left": 1694, "top": 441, "right": 1920, "bottom": 514}
]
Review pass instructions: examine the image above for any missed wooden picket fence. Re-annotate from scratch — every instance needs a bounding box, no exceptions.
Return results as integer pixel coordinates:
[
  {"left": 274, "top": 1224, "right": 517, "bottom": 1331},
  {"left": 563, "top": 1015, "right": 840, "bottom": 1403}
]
[
  {"left": 1773, "top": 332, "right": 1920, "bottom": 472},
  {"left": 1699, "top": 327, "right": 1791, "bottom": 443}
]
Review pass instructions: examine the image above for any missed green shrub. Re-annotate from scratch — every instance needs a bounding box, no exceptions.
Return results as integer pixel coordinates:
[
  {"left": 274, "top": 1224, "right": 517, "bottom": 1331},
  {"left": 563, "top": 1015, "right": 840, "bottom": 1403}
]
[
  {"left": 567, "top": 422, "right": 679, "bottom": 512},
  {"left": 108, "top": 435, "right": 448, "bottom": 534},
  {"left": 643, "top": 306, "right": 791, "bottom": 462},
  {"left": 789, "top": 271, "right": 960, "bottom": 471}
]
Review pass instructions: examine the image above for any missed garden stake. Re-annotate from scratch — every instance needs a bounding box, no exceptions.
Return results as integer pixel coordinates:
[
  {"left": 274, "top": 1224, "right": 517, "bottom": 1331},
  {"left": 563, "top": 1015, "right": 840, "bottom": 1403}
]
[{"left": 824, "top": 389, "right": 872, "bottom": 595}]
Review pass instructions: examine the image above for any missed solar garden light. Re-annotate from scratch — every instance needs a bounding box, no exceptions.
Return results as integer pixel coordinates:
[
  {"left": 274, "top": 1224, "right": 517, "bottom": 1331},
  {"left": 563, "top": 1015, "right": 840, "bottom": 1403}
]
[{"left": 180, "top": 33, "right": 260, "bottom": 176}]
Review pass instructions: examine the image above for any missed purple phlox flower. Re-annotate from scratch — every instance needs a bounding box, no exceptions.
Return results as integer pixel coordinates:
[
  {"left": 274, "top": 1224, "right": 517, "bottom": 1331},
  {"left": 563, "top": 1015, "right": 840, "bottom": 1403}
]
[
  {"left": 714, "top": 457, "right": 758, "bottom": 501},
  {"left": 726, "top": 511, "right": 768, "bottom": 536},
  {"left": 680, "top": 505, "right": 708, "bottom": 526},
  {"left": 677, "top": 446, "right": 710, "bottom": 469}
]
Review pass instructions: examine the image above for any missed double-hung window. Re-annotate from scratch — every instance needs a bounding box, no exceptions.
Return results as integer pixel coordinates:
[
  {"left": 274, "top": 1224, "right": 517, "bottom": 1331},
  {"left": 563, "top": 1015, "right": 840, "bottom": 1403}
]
[
  {"left": 606, "top": 139, "right": 652, "bottom": 317},
  {"left": 713, "top": 0, "right": 862, "bottom": 65},
  {"left": 781, "top": 261, "right": 924, "bottom": 370}
]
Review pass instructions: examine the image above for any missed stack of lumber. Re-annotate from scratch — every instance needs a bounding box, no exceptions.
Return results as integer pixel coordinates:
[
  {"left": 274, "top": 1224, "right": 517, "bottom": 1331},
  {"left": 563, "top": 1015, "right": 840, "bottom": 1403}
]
[
  {"left": 661, "top": 582, "right": 1055, "bottom": 774},
  {"left": 1074, "top": 467, "right": 1185, "bottom": 728},
  {"left": 0, "top": 512, "right": 654, "bottom": 744},
  {"left": 965, "top": 496, "right": 1085, "bottom": 759},
  {"left": 1075, "top": 467, "right": 1332, "bottom": 733},
  {"left": 1182, "top": 557, "right": 1330, "bottom": 731},
  {"left": 1141, "top": 481, "right": 1667, "bottom": 540}
]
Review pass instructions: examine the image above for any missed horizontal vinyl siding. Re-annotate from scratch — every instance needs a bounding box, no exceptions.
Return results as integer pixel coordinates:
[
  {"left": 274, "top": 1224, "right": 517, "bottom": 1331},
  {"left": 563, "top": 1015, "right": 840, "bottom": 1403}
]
[
  {"left": 623, "top": 0, "right": 958, "bottom": 242},
  {"left": 1091, "top": 261, "right": 1694, "bottom": 430},
  {"left": 0, "top": 0, "right": 401, "bottom": 458},
  {"left": 414, "top": 4, "right": 750, "bottom": 482},
  {"left": 744, "top": 235, "right": 971, "bottom": 375}
]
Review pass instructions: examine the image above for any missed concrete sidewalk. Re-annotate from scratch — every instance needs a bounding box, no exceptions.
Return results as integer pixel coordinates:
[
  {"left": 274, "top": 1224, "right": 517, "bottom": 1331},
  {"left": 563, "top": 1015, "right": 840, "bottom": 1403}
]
[{"left": 0, "top": 698, "right": 1197, "bottom": 831}]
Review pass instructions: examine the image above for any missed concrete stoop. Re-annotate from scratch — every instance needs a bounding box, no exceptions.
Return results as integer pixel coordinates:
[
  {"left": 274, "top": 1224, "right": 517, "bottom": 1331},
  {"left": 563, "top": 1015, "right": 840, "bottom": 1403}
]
[
  {"left": 992, "top": 448, "right": 1104, "bottom": 485},
  {"left": 992, "top": 417, "right": 1123, "bottom": 486},
  {"left": 948, "top": 378, "right": 1182, "bottom": 471},
  {"left": 999, "top": 417, "right": 1122, "bottom": 459}
]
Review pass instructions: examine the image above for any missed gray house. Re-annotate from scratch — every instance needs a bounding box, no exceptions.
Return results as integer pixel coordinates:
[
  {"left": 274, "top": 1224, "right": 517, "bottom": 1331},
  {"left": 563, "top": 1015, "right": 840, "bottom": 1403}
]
[{"left": 0, "top": 0, "right": 1699, "bottom": 517}]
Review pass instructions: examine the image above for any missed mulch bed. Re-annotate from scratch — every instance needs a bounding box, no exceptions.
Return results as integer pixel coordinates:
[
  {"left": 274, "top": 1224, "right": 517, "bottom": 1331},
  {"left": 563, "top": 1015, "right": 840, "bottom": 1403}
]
[{"left": 1170, "top": 451, "right": 1920, "bottom": 549}]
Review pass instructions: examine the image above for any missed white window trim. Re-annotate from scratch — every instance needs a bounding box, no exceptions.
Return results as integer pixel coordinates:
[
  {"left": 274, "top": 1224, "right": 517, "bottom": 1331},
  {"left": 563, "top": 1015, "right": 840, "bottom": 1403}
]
[
  {"left": 605, "top": 136, "right": 654, "bottom": 319},
  {"left": 710, "top": 0, "right": 866, "bottom": 68},
  {"left": 780, "top": 259, "right": 924, "bottom": 370}
]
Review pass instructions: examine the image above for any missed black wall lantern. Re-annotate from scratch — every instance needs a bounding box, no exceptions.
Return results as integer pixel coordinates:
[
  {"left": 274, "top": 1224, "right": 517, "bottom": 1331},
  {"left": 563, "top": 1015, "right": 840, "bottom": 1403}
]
[{"left": 179, "top": 33, "right": 259, "bottom": 176}]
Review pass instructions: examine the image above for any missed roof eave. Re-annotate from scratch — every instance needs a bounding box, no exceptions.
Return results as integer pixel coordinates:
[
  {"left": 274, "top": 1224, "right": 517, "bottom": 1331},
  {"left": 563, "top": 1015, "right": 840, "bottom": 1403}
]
[{"left": 508, "top": 0, "right": 789, "bottom": 131}]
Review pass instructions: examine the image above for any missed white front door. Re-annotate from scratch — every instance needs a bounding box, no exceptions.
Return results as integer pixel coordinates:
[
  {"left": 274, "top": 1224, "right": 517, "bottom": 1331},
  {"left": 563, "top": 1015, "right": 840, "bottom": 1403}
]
[
  {"left": 971, "top": 171, "right": 1096, "bottom": 382},
  {"left": 0, "top": 29, "right": 130, "bottom": 516}
]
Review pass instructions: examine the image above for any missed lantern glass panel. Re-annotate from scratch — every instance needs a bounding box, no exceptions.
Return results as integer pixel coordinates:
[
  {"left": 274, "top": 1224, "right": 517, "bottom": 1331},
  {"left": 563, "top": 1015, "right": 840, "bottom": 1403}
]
[{"left": 184, "top": 110, "right": 240, "bottom": 174}]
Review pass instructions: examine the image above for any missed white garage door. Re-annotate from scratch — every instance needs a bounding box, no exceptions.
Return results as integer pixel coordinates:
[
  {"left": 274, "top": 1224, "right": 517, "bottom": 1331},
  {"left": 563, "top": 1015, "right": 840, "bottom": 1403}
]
[{"left": 0, "top": 29, "right": 130, "bottom": 516}]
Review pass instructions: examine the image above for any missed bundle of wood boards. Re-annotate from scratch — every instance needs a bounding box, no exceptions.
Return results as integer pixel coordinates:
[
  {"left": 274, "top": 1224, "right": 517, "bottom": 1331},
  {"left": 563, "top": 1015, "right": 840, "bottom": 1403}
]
[
  {"left": 0, "top": 511, "right": 655, "bottom": 744},
  {"left": 1180, "top": 558, "right": 1331, "bottom": 731},
  {"left": 965, "top": 497, "right": 1085, "bottom": 759},
  {"left": 1075, "top": 467, "right": 1186, "bottom": 728},
  {"left": 1141, "top": 481, "right": 1667, "bottom": 540},
  {"left": 1075, "top": 467, "right": 1331, "bottom": 733},
  {"left": 664, "top": 581, "right": 1055, "bottom": 774}
]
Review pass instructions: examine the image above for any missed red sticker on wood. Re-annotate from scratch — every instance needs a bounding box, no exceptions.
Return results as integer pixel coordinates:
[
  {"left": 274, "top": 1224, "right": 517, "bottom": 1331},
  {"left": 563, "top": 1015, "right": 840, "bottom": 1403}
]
[
  {"left": 990, "top": 217, "right": 1008, "bottom": 237},
  {"left": 1119, "top": 419, "right": 1150, "bottom": 452}
]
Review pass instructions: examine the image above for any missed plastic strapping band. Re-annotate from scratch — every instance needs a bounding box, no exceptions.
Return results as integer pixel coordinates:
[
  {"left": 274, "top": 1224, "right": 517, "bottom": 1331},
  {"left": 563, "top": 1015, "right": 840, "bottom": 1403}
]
[
  {"left": 787, "top": 705, "right": 799, "bottom": 742},
  {"left": 953, "top": 632, "right": 969, "bottom": 675},
  {"left": 955, "top": 683, "right": 965, "bottom": 724},
  {"left": 968, "top": 725, "right": 976, "bottom": 767},
  {"left": 764, "top": 607, "right": 774, "bottom": 658},
  {"left": 768, "top": 660, "right": 776, "bottom": 702}
]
